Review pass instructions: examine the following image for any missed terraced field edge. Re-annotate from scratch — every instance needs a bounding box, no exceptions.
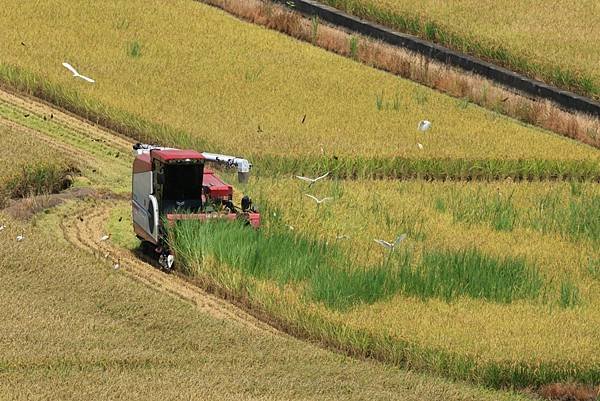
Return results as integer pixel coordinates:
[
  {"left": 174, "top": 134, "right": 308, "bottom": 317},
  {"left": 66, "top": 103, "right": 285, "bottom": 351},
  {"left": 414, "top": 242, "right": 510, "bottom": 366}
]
[{"left": 311, "top": 0, "right": 600, "bottom": 102}]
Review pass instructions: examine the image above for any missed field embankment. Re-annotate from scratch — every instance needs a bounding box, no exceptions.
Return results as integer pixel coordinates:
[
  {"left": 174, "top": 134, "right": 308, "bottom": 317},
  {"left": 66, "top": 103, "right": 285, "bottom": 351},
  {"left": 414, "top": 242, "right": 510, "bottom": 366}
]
[{"left": 315, "top": 0, "right": 600, "bottom": 101}]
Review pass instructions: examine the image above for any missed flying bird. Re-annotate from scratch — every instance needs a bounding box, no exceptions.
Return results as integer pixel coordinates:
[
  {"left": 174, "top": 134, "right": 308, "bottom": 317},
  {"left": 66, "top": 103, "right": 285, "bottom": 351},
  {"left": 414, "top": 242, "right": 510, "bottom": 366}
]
[
  {"left": 0, "top": 225, "right": 5, "bottom": 232},
  {"left": 418, "top": 120, "right": 432, "bottom": 132},
  {"left": 99, "top": 234, "right": 110, "bottom": 241},
  {"left": 304, "top": 194, "right": 333, "bottom": 204},
  {"left": 417, "top": 143, "right": 424, "bottom": 150},
  {"left": 374, "top": 234, "right": 407, "bottom": 251},
  {"left": 336, "top": 234, "right": 350, "bottom": 240},
  {"left": 16, "top": 235, "right": 24, "bottom": 242},
  {"left": 62, "top": 62, "right": 95, "bottom": 83},
  {"left": 296, "top": 172, "right": 329, "bottom": 186}
]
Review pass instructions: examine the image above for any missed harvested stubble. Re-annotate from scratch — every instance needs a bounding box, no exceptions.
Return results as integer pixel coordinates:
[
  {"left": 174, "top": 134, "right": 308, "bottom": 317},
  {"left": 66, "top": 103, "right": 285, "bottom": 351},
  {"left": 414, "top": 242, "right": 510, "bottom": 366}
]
[
  {"left": 0, "top": 211, "right": 533, "bottom": 401},
  {"left": 0, "top": 0, "right": 599, "bottom": 182}
]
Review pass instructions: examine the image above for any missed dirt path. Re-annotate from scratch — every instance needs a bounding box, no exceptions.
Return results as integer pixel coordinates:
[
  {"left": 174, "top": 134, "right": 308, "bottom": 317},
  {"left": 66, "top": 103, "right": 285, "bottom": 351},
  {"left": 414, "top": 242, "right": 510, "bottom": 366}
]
[
  {"left": 1, "top": 87, "right": 278, "bottom": 335},
  {"left": 59, "top": 200, "right": 278, "bottom": 335}
]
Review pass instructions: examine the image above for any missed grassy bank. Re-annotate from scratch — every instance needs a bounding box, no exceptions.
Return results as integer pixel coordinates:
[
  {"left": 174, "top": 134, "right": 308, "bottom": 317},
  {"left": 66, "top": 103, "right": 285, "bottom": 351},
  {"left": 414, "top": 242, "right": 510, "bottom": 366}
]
[{"left": 317, "top": 0, "right": 600, "bottom": 101}]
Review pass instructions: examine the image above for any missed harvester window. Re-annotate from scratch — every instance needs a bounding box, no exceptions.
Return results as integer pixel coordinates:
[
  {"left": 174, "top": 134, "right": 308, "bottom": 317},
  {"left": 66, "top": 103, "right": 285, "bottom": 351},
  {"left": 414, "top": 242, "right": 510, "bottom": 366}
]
[{"left": 162, "top": 163, "right": 204, "bottom": 212}]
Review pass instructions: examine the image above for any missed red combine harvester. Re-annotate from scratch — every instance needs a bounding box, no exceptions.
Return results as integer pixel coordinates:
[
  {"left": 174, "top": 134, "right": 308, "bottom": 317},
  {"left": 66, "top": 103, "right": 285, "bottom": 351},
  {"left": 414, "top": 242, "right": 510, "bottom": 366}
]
[{"left": 131, "top": 143, "right": 260, "bottom": 269}]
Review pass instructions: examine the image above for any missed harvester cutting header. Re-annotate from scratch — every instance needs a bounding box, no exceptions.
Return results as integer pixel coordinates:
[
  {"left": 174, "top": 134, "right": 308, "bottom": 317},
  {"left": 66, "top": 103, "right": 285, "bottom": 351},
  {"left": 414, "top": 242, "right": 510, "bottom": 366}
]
[{"left": 131, "top": 143, "right": 260, "bottom": 269}]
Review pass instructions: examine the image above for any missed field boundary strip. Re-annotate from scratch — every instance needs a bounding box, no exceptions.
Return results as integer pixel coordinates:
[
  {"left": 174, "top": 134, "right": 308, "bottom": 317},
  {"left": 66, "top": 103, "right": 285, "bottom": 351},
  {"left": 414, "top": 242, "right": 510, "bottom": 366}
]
[{"left": 271, "top": 0, "right": 600, "bottom": 117}]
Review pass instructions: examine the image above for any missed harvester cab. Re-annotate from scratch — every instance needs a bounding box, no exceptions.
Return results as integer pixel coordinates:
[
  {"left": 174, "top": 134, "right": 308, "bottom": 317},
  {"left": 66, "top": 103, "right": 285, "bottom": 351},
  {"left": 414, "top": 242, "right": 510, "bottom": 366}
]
[{"left": 131, "top": 143, "right": 260, "bottom": 270}]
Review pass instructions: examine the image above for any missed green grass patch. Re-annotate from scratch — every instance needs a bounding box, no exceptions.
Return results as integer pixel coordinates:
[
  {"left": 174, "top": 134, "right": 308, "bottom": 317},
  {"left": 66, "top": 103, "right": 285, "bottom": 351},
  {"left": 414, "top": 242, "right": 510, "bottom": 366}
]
[
  {"left": 410, "top": 248, "right": 542, "bottom": 303},
  {"left": 171, "top": 216, "right": 548, "bottom": 310},
  {"left": 436, "top": 186, "right": 600, "bottom": 242},
  {"left": 127, "top": 41, "right": 142, "bottom": 58}
]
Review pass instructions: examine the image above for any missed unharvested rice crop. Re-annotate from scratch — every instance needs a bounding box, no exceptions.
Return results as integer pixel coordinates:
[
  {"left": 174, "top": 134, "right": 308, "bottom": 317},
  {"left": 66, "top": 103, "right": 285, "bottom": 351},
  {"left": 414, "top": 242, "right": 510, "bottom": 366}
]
[
  {"left": 168, "top": 176, "right": 600, "bottom": 386},
  {"left": 318, "top": 0, "right": 600, "bottom": 99},
  {"left": 1, "top": 0, "right": 599, "bottom": 181}
]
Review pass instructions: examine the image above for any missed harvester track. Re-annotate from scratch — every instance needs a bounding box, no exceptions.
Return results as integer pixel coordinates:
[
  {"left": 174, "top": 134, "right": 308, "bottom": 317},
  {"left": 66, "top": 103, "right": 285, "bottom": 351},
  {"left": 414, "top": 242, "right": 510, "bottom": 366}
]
[{"left": 59, "top": 201, "right": 278, "bottom": 334}]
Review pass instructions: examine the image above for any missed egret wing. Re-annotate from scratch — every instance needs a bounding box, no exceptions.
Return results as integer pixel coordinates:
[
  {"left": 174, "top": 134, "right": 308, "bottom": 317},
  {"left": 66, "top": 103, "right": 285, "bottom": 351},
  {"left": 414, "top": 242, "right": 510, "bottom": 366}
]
[
  {"left": 78, "top": 74, "right": 95, "bottom": 83},
  {"left": 296, "top": 176, "right": 314, "bottom": 183},
  {"left": 62, "top": 62, "right": 78, "bottom": 75},
  {"left": 374, "top": 239, "right": 393, "bottom": 249},
  {"left": 304, "top": 194, "right": 319, "bottom": 202},
  {"left": 314, "top": 172, "right": 330, "bottom": 181}
]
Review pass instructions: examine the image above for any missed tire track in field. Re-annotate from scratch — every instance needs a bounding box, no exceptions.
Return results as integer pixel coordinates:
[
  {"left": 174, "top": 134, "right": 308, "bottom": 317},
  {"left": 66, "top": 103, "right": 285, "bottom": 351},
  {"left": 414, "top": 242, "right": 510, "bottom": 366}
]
[{"left": 59, "top": 200, "right": 278, "bottom": 335}]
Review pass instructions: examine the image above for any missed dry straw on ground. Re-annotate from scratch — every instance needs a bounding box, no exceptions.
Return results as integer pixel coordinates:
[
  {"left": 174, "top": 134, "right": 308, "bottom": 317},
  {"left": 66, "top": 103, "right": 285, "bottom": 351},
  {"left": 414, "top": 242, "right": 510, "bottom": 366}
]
[{"left": 202, "top": 0, "right": 600, "bottom": 149}]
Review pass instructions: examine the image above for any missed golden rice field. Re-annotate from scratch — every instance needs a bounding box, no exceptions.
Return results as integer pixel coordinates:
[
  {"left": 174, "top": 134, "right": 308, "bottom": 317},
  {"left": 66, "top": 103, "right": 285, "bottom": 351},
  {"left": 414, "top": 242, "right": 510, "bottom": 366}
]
[
  {"left": 0, "top": 97, "right": 535, "bottom": 400},
  {"left": 2, "top": 0, "right": 600, "bottom": 394},
  {"left": 246, "top": 177, "right": 600, "bottom": 360},
  {"left": 1, "top": 0, "right": 599, "bottom": 169},
  {"left": 319, "top": 0, "right": 600, "bottom": 99}
]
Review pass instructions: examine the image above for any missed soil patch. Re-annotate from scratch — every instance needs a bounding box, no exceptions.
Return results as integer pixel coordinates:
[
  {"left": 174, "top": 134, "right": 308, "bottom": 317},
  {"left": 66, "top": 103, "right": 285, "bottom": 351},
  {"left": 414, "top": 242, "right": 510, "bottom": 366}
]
[{"left": 2, "top": 187, "right": 126, "bottom": 219}]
